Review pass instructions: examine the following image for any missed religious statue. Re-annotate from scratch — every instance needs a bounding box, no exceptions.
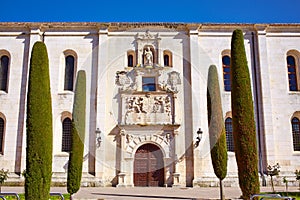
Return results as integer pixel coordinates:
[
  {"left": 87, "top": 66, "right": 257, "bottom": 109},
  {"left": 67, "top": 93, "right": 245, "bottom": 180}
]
[{"left": 144, "top": 47, "right": 153, "bottom": 66}]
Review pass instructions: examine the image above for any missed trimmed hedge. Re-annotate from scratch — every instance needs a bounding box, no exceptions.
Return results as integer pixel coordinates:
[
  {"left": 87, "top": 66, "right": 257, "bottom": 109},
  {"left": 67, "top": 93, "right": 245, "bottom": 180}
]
[
  {"left": 207, "top": 65, "right": 228, "bottom": 200},
  {"left": 67, "top": 70, "right": 86, "bottom": 195},
  {"left": 25, "top": 41, "right": 53, "bottom": 200},
  {"left": 231, "top": 29, "right": 260, "bottom": 199}
]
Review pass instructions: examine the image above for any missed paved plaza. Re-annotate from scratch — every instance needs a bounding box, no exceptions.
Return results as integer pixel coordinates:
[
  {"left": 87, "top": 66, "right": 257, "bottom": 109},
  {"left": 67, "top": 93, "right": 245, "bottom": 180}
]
[{"left": 1, "top": 186, "right": 299, "bottom": 200}]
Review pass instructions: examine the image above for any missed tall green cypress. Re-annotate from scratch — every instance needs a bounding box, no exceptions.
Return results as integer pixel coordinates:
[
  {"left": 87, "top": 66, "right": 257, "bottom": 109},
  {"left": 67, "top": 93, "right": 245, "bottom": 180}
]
[
  {"left": 231, "top": 29, "right": 260, "bottom": 199},
  {"left": 67, "top": 70, "right": 86, "bottom": 198},
  {"left": 25, "top": 41, "right": 53, "bottom": 200},
  {"left": 207, "top": 65, "right": 228, "bottom": 200}
]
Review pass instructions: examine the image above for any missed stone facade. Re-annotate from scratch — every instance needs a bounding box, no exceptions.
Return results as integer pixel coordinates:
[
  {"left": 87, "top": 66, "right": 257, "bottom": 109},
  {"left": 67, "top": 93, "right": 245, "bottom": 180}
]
[{"left": 0, "top": 22, "right": 300, "bottom": 187}]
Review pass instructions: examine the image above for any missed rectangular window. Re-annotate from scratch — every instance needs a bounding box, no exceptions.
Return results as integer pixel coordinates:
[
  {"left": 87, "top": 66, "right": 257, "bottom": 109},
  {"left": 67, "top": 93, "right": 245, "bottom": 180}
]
[{"left": 142, "top": 77, "right": 156, "bottom": 92}]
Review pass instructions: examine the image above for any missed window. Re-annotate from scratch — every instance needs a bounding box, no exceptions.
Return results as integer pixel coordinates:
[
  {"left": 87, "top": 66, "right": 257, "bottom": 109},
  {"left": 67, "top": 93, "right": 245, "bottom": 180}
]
[
  {"left": 0, "top": 55, "right": 9, "bottom": 92},
  {"left": 127, "top": 50, "right": 136, "bottom": 67},
  {"left": 225, "top": 117, "right": 234, "bottom": 152},
  {"left": 0, "top": 117, "right": 4, "bottom": 154},
  {"left": 62, "top": 118, "right": 72, "bottom": 152},
  {"left": 222, "top": 55, "right": 231, "bottom": 91},
  {"left": 142, "top": 77, "right": 156, "bottom": 91},
  {"left": 164, "top": 55, "right": 169, "bottom": 66},
  {"left": 163, "top": 50, "right": 172, "bottom": 67},
  {"left": 128, "top": 55, "right": 134, "bottom": 67},
  {"left": 64, "top": 55, "right": 75, "bottom": 91},
  {"left": 287, "top": 55, "right": 298, "bottom": 91},
  {"left": 292, "top": 117, "right": 300, "bottom": 151}
]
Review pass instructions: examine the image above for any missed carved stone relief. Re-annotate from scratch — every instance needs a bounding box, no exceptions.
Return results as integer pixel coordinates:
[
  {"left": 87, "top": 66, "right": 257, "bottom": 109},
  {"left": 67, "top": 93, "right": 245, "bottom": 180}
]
[
  {"left": 124, "top": 94, "right": 172, "bottom": 125},
  {"left": 159, "top": 71, "right": 181, "bottom": 93},
  {"left": 115, "top": 71, "right": 136, "bottom": 91}
]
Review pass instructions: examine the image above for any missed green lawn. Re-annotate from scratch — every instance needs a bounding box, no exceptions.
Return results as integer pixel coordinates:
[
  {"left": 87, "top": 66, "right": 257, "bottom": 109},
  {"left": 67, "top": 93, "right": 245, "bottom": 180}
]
[
  {"left": 1, "top": 193, "right": 70, "bottom": 200},
  {"left": 261, "top": 192, "right": 300, "bottom": 200}
]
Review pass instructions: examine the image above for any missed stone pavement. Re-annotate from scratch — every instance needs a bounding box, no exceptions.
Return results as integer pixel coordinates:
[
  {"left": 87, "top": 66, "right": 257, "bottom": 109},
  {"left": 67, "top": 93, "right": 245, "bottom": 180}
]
[{"left": 1, "top": 186, "right": 299, "bottom": 200}]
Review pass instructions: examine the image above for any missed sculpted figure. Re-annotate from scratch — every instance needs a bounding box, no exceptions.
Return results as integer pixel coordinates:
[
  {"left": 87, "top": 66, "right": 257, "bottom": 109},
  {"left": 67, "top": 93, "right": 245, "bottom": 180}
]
[{"left": 144, "top": 47, "right": 153, "bottom": 66}]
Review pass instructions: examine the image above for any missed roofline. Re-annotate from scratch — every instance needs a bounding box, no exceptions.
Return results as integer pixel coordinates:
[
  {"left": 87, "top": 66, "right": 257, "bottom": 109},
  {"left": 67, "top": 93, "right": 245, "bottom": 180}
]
[{"left": 0, "top": 22, "right": 299, "bottom": 32}]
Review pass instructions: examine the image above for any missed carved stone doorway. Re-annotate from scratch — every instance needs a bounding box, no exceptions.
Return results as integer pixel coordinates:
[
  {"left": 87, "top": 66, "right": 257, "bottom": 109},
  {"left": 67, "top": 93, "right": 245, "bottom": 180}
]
[{"left": 134, "top": 143, "right": 164, "bottom": 187}]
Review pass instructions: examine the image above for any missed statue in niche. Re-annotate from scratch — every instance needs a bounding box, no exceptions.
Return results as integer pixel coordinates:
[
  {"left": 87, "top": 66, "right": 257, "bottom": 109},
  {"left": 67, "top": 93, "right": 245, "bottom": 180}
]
[{"left": 144, "top": 47, "right": 153, "bottom": 66}]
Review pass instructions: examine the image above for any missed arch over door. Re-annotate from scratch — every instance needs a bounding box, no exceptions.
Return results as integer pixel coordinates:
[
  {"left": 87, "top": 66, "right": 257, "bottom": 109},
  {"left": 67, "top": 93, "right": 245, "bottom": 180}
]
[{"left": 134, "top": 143, "right": 164, "bottom": 187}]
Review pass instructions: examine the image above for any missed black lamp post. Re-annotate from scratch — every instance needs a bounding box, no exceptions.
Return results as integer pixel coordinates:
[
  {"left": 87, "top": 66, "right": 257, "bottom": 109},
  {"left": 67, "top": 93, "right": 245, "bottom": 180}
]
[
  {"left": 95, "top": 128, "right": 102, "bottom": 148},
  {"left": 195, "top": 128, "right": 203, "bottom": 148}
]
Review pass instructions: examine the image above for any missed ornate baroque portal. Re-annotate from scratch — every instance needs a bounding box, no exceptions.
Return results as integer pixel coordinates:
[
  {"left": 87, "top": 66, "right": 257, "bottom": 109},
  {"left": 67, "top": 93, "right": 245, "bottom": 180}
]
[{"left": 114, "top": 31, "right": 181, "bottom": 187}]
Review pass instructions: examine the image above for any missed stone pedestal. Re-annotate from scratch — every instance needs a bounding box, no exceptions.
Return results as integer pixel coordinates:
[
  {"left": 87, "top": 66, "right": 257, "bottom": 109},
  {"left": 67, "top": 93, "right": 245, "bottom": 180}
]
[
  {"left": 172, "top": 172, "right": 181, "bottom": 187},
  {"left": 117, "top": 172, "right": 126, "bottom": 187}
]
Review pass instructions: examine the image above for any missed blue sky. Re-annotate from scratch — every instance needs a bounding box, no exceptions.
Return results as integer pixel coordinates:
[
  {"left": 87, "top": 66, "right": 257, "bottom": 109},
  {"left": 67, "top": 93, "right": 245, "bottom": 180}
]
[{"left": 1, "top": 0, "right": 300, "bottom": 23}]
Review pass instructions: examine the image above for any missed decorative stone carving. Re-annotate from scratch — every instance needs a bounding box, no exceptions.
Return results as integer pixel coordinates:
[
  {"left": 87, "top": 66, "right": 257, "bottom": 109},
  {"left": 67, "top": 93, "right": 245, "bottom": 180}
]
[
  {"left": 123, "top": 94, "right": 173, "bottom": 125},
  {"left": 137, "top": 30, "right": 156, "bottom": 40},
  {"left": 126, "top": 134, "right": 133, "bottom": 143},
  {"left": 115, "top": 64, "right": 181, "bottom": 125},
  {"left": 115, "top": 71, "right": 130, "bottom": 90},
  {"left": 165, "top": 132, "right": 171, "bottom": 143},
  {"left": 126, "top": 96, "right": 147, "bottom": 113},
  {"left": 136, "top": 30, "right": 161, "bottom": 66},
  {"left": 115, "top": 71, "right": 136, "bottom": 91},
  {"left": 120, "top": 128, "right": 126, "bottom": 136},
  {"left": 159, "top": 71, "right": 181, "bottom": 93},
  {"left": 115, "top": 68, "right": 181, "bottom": 94}
]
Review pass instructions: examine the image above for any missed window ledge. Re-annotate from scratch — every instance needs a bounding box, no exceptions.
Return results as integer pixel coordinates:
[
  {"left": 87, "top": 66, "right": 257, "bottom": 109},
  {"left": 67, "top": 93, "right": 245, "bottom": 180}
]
[
  {"left": 54, "top": 152, "right": 69, "bottom": 157},
  {"left": 58, "top": 91, "right": 74, "bottom": 95},
  {"left": 0, "top": 91, "right": 7, "bottom": 95},
  {"left": 292, "top": 151, "right": 300, "bottom": 156},
  {"left": 288, "top": 91, "right": 300, "bottom": 95},
  {"left": 227, "top": 152, "right": 235, "bottom": 156}
]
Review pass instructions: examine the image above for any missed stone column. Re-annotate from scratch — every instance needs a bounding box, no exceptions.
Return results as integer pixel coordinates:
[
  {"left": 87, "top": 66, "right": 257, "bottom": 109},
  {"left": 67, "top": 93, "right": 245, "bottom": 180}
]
[
  {"left": 17, "top": 27, "right": 44, "bottom": 174},
  {"left": 172, "top": 130, "right": 182, "bottom": 187},
  {"left": 135, "top": 70, "right": 144, "bottom": 91},
  {"left": 117, "top": 129, "right": 127, "bottom": 187},
  {"left": 157, "top": 38, "right": 163, "bottom": 66},
  {"left": 95, "top": 27, "right": 109, "bottom": 178}
]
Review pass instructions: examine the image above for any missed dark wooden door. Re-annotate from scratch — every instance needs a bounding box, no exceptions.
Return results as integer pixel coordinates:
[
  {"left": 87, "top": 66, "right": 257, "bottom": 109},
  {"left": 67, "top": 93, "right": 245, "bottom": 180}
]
[{"left": 134, "top": 144, "right": 164, "bottom": 187}]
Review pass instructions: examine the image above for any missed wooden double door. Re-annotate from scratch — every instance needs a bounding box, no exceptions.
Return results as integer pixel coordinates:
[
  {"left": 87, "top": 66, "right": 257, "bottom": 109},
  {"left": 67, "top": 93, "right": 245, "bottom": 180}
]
[{"left": 134, "top": 143, "right": 164, "bottom": 187}]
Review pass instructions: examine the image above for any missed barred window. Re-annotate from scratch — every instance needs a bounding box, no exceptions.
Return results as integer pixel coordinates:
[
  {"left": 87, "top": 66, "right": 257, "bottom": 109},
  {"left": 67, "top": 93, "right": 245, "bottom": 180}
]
[
  {"left": 64, "top": 55, "right": 75, "bottom": 91},
  {"left": 0, "top": 118, "right": 4, "bottom": 154},
  {"left": 292, "top": 117, "right": 300, "bottom": 151},
  {"left": 225, "top": 117, "right": 234, "bottom": 152},
  {"left": 287, "top": 55, "right": 298, "bottom": 91},
  {"left": 0, "top": 55, "right": 9, "bottom": 92},
  {"left": 222, "top": 55, "right": 231, "bottom": 91},
  {"left": 62, "top": 118, "right": 72, "bottom": 152}
]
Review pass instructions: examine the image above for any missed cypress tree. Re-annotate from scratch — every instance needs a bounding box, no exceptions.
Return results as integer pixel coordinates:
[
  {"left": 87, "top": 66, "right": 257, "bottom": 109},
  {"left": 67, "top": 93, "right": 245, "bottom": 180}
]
[
  {"left": 207, "top": 65, "right": 228, "bottom": 200},
  {"left": 25, "top": 41, "right": 53, "bottom": 200},
  {"left": 67, "top": 70, "right": 86, "bottom": 198},
  {"left": 231, "top": 29, "right": 260, "bottom": 199}
]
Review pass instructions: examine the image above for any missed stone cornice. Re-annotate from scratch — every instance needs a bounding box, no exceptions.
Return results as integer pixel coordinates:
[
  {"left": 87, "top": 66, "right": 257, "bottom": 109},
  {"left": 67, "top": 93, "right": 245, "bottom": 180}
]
[{"left": 0, "top": 22, "right": 299, "bottom": 33}]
